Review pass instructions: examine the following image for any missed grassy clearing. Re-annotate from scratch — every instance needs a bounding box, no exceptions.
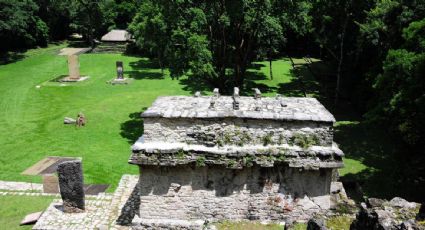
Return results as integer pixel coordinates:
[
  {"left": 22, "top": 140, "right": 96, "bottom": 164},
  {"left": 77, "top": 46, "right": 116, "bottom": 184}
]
[{"left": 0, "top": 195, "right": 54, "bottom": 230}]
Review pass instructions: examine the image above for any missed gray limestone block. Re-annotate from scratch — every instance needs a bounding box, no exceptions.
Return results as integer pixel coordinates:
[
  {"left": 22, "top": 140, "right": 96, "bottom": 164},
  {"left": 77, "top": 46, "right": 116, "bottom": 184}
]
[{"left": 57, "top": 160, "right": 85, "bottom": 213}]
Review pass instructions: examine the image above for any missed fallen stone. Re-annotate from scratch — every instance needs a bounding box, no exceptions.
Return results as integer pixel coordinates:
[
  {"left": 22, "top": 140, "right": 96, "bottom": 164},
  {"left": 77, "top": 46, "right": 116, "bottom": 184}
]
[
  {"left": 64, "top": 117, "right": 76, "bottom": 124},
  {"left": 350, "top": 198, "right": 424, "bottom": 230},
  {"left": 367, "top": 198, "right": 386, "bottom": 208},
  {"left": 389, "top": 197, "right": 417, "bottom": 209},
  {"left": 20, "top": 211, "right": 43, "bottom": 225},
  {"left": 57, "top": 160, "right": 85, "bottom": 213}
]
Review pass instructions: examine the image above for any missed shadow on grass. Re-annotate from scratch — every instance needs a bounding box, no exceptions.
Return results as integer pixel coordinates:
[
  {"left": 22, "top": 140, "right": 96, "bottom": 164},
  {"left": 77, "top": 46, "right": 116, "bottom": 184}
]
[
  {"left": 243, "top": 68, "right": 277, "bottom": 96},
  {"left": 120, "top": 109, "right": 146, "bottom": 144},
  {"left": 179, "top": 76, "right": 213, "bottom": 94},
  {"left": 0, "top": 51, "right": 26, "bottom": 65},
  {"left": 335, "top": 121, "right": 425, "bottom": 202},
  {"left": 125, "top": 59, "right": 164, "bottom": 80}
]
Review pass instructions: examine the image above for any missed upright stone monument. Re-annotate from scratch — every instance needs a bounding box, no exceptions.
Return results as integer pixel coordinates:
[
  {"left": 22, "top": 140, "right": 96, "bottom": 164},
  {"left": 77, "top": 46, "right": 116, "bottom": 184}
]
[
  {"left": 108, "top": 61, "right": 131, "bottom": 84},
  {"left": 122, "top": 89, "right": 345, "bottom": 227},
  {"left": 116, "top": 61, "right": 124, "bottom": 79},
  {"left": 67, "top": 55, "right": 80, "bottom": 80},
  {"left": 57, "top": 160, "right": 85, "bottom": 213}
]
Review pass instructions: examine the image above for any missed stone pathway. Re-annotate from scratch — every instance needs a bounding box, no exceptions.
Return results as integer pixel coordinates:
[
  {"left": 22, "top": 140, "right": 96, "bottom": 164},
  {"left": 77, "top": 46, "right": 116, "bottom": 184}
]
[{"left": 0, "top": 180, "right": 43, "bottom": 192}]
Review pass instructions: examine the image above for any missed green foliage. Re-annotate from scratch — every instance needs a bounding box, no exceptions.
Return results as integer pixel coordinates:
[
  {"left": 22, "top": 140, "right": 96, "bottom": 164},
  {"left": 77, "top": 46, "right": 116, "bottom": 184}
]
[
  {"left": 0, "top": 0, "right": 49, "bottom": 51},
  {"left": 215, "top": 220, "right": 284, "bottom": 230},
  {"left": 177, "top": 149, "right": 186, "bottom": 159},
  {"left": 227, "top": 159, "right": 237, "bottom": 168},
  {"left": 326, "top": 215, "right": 353, "bottom": 230},
  {"left": 196, "top": 156, "right": 206, "bottom": 167},
  {"left": 243, "top": 155, "right": 255, "bottom": 167},
  {"left": 289, "top": 133, "right": 318, "bottom": 149},
  {"left": 130, "top": 0, "right": 311, "bottom": 89},
  {"left": 367, "top": 48, "right": 425, "bottom": 146},
  {"left": 262, "top": 133, "right": 274, "bottom": 146}
]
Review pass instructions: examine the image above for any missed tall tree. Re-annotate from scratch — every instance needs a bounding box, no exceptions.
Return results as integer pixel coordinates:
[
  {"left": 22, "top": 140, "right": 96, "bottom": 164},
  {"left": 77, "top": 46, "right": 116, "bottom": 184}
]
[
  {"left": 70, "top": 0, "right": 107, "bottom": 48},
  {"left": 0, "top": 0, "right": 49, "bottom": 52}
]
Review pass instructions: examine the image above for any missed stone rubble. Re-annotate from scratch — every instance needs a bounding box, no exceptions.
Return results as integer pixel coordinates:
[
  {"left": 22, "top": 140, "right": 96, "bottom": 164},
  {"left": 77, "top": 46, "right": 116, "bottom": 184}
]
[{"left": 350, "top": 197, "right": 425, "bottom": 230}]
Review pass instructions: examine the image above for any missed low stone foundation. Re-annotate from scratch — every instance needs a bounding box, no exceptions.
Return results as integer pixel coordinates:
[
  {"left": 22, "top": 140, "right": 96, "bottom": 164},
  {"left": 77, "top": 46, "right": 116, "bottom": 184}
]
[{"left": 124, "top": 165, "right": 332, "bottom": 224}]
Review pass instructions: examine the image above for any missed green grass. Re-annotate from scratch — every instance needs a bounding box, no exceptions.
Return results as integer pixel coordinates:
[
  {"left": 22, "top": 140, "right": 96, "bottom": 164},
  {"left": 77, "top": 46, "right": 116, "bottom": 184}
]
[
  {"left": 215, "top": 221, "right": 284, "bottom": 230},
  {"left": 0, "top": 195, "right": 54, "bottom": 229},
  {"left": 326, "top": 216, "right": 353, "bottom": 230}
]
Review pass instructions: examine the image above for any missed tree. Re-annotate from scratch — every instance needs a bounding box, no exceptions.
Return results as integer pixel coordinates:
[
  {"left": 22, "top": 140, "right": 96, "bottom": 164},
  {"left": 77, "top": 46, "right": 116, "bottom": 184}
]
[
  {"left": 70, "top": 0, "right": 108, "bottom": 48},
  {"left": 129, "top": 0, "right": 168, "bottom": 76},
  {"left": 0, "top": 0, "right": 49, "bottom": 52},
  {"left": 366, "top": 18, "right": 425, "bottom": 147},
  {"left": 310, "top": 0, "right": 380, "bottom": 105},
  {"left": 257, "top": 16, "right": 283, "bottom": 80},
  {"left": 131, "top": 0, "right": 310, "bottom": 91}
]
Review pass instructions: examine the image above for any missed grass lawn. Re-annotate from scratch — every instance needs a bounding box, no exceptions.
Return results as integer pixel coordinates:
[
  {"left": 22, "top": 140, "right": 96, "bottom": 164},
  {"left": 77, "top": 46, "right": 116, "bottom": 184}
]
[{"left": 0, "top": 195, "right": 54, "bottom": 229}]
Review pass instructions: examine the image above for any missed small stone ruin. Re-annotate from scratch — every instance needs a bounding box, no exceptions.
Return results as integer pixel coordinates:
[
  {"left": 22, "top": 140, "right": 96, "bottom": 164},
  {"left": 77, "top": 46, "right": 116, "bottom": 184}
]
[{"left": 124, "top": 88, "right": 344, "bottom": 227}]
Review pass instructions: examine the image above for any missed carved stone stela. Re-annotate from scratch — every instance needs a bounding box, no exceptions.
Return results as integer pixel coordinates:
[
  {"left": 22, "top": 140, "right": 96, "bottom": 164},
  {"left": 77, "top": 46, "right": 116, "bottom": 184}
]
[
  {"left": 57, "top": 160, "right": 85, "bottom": 213},
  {"left": 67, "top": 55, "right": 80, "bottom": 80}
]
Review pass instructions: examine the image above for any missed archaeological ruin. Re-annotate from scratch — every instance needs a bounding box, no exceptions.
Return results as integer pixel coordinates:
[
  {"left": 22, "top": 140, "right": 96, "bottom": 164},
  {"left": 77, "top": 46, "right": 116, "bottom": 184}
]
[
  {"left": 122, "top": 88, "right": 344, "bottom": 226},
  {"left": 33, "top": 89, "right": 348, "bottom": 229}
]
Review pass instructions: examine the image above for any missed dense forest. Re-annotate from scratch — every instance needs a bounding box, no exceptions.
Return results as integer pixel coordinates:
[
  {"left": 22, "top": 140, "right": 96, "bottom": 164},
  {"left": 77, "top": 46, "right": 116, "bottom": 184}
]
[{"left": 1, "top": 0, "right": 424, "bottom": 153}]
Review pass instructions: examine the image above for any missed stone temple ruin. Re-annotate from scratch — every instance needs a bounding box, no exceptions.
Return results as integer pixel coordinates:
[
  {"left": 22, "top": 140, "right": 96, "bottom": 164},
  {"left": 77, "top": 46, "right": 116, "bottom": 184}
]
[{"left": 122, "top": 88, "right": 344, "bottom": 227}]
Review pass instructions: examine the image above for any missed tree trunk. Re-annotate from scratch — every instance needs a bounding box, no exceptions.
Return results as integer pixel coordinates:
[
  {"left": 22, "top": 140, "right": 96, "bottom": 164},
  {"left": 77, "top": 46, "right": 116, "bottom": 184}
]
[
  {"left": 269, "top": 57, "right": 273, "bottom": 80},
  {"left": 334, "top": 1, "right": 351, "bottom": 105},
  {"left": 157, "top": 50, "right": 164, "bottom": 77}
]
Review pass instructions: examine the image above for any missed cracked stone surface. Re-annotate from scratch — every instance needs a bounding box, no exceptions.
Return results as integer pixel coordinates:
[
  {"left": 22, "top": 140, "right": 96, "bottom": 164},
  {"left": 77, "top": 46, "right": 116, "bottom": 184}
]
[{"left": 141, "top": 96, "right": 335, "bottom": 122}]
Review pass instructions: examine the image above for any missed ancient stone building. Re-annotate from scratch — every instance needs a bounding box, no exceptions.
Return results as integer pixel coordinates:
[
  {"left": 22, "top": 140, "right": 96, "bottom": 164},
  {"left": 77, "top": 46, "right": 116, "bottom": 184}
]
[{"left": 126, "top": 89, "right": 344, "bottom": 226}]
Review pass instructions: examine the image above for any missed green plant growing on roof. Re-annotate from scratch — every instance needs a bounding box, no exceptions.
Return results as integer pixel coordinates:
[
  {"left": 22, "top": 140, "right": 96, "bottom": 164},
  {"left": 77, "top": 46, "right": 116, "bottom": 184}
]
[
  {"left": 196, "top": 156, "right": 206, "bottom": 167},
  {"left": 217, "top": 139, "right": 224, "bottom": 147},
  {"left": 176, "top": 149, "right": 186, "bottom": 159},
  {"left": 290, "top": 133, "right": 318, "bottom": 149},
  {"left": 243, "top": 155, "right": 255, "bottom": 167},
  {"left": 227, "top": 159, "right": 237, "bottom": 168},
  {"left": 262, "top": 133, "right": 273, "bottom": 146}
]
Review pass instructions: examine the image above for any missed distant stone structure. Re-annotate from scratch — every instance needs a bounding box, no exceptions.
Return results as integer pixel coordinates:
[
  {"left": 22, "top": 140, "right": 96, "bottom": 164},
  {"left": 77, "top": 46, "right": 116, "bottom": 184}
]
[
  {"left": 123, "top": 88, "right": 344, "bottom": 226},
  {"left": 57, "top": 160, "right": 85, "bottom": 213},
  {"left": 93, "top": 30, "right": 132, "bottom": 53}
]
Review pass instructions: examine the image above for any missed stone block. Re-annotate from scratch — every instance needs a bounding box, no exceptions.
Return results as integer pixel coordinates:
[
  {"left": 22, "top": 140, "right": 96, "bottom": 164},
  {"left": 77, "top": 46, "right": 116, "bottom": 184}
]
[
  {"left": 57, "top": 160, "right": 85, "bottom": 213},
  {"left": 43, "top": 174, "right": 59, "bottom": 193}
]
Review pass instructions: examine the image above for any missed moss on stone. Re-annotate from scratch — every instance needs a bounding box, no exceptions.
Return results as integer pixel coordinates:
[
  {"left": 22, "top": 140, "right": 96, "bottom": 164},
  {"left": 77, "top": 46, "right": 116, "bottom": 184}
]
[
  {"left": 196, "top": 156, "right": 206, "bottom": 167},
  {"left": 289, "top": 133, "right": 319, "bottom": 149}
]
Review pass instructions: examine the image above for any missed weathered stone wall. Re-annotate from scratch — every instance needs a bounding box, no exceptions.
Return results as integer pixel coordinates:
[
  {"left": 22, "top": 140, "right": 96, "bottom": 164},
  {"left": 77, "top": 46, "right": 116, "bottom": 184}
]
[
  {"left": 136, "top": 164, "right": 332, "bottom": 222},
  {"left": 143, "top": 118, "right": 333, "bottom": 147}
]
